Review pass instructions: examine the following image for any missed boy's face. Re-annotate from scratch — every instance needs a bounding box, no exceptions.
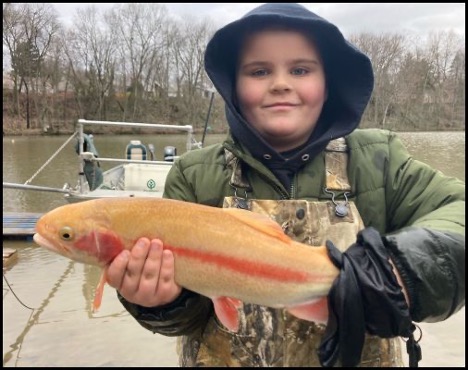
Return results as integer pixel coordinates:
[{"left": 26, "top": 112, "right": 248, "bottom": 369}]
[{"left": 236, "top": 29, "right": 326, "bottom": 152}]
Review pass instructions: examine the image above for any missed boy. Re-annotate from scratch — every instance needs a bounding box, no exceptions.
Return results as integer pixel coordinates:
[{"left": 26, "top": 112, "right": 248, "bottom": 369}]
[{"left": 107, "top": 3, "right": 464, "bottom": 367}]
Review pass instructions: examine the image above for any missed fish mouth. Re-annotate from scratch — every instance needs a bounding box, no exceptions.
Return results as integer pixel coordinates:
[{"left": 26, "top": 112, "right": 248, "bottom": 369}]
[{"left": 33, "top": 233, "right": 62, "bottom": 254}]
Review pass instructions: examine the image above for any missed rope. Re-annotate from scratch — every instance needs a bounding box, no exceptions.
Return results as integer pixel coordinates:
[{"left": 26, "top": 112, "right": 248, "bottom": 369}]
[
  {"left": 24, "top": 131, "right": 78, "bottom": 185},
  {"left": 3, "top": 271, "right": 36, "bottom": 310}
]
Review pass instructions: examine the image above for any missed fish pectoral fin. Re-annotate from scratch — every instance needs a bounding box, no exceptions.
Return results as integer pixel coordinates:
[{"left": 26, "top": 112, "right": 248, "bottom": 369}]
[
  {"left": 92, "top": 268, "right": 107, "bottom": 312},
  {"left": 212, "top": 296, "right": 243, "bottom": 332},
  {"left": 223, "top": 208, "right": 291, "bottom": 244},
  {"left": 287, "top": 297, "right": 329, "bottom": 324}
]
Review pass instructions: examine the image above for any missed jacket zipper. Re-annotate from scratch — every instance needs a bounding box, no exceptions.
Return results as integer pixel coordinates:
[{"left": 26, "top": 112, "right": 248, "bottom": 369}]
[
  {"left": 258, "top": 172, "right": 290, "bottom": 200},
  {"left": 289, "top": 174, "right": 297, "bottom": 199},
  {"left": 258, "top": 173, "right": 297, "bottom": 200}
]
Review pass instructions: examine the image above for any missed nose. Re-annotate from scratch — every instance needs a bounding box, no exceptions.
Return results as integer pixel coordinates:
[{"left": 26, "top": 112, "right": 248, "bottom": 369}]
[{"left": 270, "top": 72, "right": 292, "bottom": 93}]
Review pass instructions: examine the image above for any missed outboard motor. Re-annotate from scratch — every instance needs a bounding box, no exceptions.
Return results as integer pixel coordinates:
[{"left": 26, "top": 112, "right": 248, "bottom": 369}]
[
  {"left": 126, "top": 140, "right": 147, "bottom": 160},
  {"left": 75, "top": 133, "right": 103, "bottom": 190},
  {"left": 164, "top": 146, "right": 177, "bottom": 162}
]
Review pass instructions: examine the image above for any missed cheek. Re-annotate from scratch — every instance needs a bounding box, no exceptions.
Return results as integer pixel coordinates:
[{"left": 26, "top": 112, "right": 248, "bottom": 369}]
[
  {"left": 236, "top": 79, "right": 264, "bottom": 110},
  {"left": 300, "top": 81, "right": 327, "bottom": 106}
]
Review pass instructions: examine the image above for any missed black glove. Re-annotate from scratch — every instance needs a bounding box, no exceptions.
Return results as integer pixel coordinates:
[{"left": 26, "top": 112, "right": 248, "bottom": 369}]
[{"left": 318, "top": 227, "right": 422, "bottom": 367}]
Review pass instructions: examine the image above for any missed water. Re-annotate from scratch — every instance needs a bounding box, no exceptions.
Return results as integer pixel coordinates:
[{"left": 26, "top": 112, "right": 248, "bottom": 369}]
[
  {"left": 2, "top": 133, "right": 228, "bottom": 213},
  {"left": 2, "top": 131, "right": 465, "bottom": 367}
]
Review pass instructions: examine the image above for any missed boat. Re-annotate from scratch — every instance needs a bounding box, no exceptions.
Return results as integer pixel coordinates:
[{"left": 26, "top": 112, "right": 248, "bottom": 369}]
[
  {"left": 63, "top": 119, "right": 203, "bottom": 203},
  {"left": 3, "top": 118, "right": 203, "bottom": 203}
]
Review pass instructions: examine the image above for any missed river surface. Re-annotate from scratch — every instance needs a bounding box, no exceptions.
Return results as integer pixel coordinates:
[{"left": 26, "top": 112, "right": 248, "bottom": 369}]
[{"left": 3, "top": 131, "right": 465, "bottom": 367}]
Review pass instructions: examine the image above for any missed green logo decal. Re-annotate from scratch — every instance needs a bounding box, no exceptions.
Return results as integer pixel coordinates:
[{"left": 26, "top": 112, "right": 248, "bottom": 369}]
[{"left": 147, "top": 179, "right": 156, "bottom": 190}]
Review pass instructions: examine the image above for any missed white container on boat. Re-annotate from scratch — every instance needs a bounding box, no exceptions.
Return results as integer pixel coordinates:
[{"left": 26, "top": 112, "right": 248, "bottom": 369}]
[{"left": 123, "top": 163, "right": 171, "bottom": 192}]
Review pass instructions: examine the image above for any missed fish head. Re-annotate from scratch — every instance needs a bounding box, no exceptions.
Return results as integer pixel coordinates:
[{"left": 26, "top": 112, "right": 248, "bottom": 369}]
[{"left": 33, "top": 200, "right": 126, "bottom": 267}]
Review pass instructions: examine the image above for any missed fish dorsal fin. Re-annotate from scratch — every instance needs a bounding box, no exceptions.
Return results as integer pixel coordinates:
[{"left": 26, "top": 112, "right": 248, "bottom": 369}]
[{"left": 223, "top": 208, "right": 291, "bottom": 244}]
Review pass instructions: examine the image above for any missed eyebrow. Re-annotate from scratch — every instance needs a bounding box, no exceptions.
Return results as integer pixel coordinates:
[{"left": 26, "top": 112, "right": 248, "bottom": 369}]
[{"left": 240, "top": 58, "right": 320, "bottom": 69}]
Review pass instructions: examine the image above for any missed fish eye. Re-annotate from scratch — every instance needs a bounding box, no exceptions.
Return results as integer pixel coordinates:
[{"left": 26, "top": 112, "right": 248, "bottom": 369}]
[{"left": 59, "top": 226, "right": 75, "bottom": 241}]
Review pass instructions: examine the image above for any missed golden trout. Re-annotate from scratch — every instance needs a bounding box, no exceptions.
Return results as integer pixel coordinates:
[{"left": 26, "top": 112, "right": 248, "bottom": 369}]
[{"left": 33, "top": 198, "right": 339, "bottom": 331}]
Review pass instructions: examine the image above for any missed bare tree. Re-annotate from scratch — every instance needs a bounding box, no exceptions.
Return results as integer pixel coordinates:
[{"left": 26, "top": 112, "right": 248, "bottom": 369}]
[
  {"left": 3, "top": 3, "right": 59, "bottom": 129},
  {"left": 60, "top": 5, "right": 117, "bottom": 121},
  {"left": 425, "top": 30, "right": 464, "bottom": 128},
  {"left": 39, "top": 31, "right": 77, "bottom": 131},
  {"left": 3, "top": 3, "right": 26, "bottom": 117},
  {"left": 170, "top": 16, "right": 216, "bottom": 127},
  {"left": 107, "top": 3, "right": 169, "bottom": 121},
  {"left": 448, "top": 48, "right": 465, "bottom": 126},
  {"left": 394, "top": 46, "right": 433, "bottom": 129},
  {"left": 351, "top": 33, "right": 405, "bottom": 129}
]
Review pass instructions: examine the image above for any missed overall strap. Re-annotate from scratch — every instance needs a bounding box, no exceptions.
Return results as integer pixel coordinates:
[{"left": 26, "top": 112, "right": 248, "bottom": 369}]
[
  {"left": 324, "top": 137, "right": 351, "bottom": 192},
  {"left": 225, "top": 138, "right": 352, "bottom": 192},
  {"left": 224, "top": 149, "right": 251, "bottom": 190},
  {"left": 324, "top": 138, "right": 353, "bottom": 217}
]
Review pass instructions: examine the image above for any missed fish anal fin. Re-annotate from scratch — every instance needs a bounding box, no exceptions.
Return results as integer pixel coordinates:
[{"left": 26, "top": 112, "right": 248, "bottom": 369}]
[
  {"left": 223, "top": 208, "right": 291, "bottom": 244},
  {"left": 287, "top": 297, "right": 329, "bottom": 324},
  {"left": 92, "top": 268, "right": 107, "bottom": 312},
  {"left": 212, "top": 296, "right": 243, "bottom": 332}
]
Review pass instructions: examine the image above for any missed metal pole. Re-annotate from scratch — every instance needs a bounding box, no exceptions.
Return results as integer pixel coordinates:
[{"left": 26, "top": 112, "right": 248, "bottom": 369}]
[
  {"left": 187, "top": 127, "right": 193, "bottom": 152},
  {"left": 3, "top": 182, "right": 70, "bottom": 194},
  {"left": 201, "top": 91, "right": 215, "bottom": 147},
  {"left": 77, "top": 122, "right": 85, "bottom": 194}
]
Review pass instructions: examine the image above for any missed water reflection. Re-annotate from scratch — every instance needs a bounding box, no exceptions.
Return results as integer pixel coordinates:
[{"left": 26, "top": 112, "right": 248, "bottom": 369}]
[
  {"left": 3, "top": 243, "right": 178, "bottom": 367},
  {"left": 3, "top": 259, "right": 76, "bottom": 366}
]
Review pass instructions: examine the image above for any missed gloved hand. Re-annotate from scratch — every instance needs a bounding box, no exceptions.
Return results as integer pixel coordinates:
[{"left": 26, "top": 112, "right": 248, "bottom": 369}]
[{"left": 318, "top": 227, "right": 421, "bottom": 367}]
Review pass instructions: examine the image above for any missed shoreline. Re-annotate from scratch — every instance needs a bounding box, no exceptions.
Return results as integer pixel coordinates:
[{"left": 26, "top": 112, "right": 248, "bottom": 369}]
[
  {"left": 3, "top": 127, "right": 465, "bottom": 137},
  {"left": 2, "top": 127, "right": 228, "bottom": 137}
]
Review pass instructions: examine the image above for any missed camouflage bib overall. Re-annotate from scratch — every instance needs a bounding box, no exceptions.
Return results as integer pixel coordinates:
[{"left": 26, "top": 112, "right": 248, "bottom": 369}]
[{"left": 178, "top": 138, "right": 403, "bottom": 367}]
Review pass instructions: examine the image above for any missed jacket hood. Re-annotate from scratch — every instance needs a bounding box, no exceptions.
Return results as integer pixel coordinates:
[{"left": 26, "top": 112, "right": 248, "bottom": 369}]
[{"left": 205, "top": 3, "right": 374, "bottom": 170}]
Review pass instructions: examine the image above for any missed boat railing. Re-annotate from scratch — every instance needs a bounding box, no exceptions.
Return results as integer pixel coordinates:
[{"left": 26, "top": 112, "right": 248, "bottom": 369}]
[
  {"left": 76, "top": 119, "right": 199, "bottom": 163},
  {"left": 76, "top": 119, "right": 195, "bottom": 151},
  {"left": 76, "top": 119, "right": 197, "bottom": 194},
  {"left": 3, "top": 119, "right": 199, "bottom": 196},
  {"left": 84, "top": 157, "right": 174, "bottom": 165}
]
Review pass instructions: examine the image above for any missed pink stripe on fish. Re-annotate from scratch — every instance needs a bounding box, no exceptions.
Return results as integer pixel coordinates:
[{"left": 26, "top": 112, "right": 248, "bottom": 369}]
[{"left": 165, "top": 244, "right": 314, "bottom": 283}]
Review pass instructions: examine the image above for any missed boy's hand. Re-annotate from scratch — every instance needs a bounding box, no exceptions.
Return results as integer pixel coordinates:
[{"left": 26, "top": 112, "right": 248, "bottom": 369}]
[{"left": 107, "top": 237, "right": 182, "bottom": 307}]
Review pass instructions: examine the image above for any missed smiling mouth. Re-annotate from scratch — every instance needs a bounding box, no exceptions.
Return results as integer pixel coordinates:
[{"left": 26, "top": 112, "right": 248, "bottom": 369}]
[
  {"left": 264, "top": 104, "right": 298, "bottom": 112},
  {"left": 264, "top": 101, "right": 301, "bottom": 109},
  {"left": 265, "top": 103, "right": 297, "bottom": 108}
]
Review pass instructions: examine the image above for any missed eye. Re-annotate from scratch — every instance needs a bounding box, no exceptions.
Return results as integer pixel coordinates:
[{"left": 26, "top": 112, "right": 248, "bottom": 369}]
[
  {"left": 59, "top": 226, "right": 75, "bottom": 241},
  {"left": 291, "top": 67, "right": 309, "bottom": 76},
  {"left": 251, "top": 69, "right": 269, "bottom": 77}
]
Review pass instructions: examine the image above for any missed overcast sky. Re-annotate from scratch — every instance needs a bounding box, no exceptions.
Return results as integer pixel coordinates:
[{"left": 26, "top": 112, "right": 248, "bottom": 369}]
[{"left": 51, "top": 3, "right": 465, "bottom": 38}]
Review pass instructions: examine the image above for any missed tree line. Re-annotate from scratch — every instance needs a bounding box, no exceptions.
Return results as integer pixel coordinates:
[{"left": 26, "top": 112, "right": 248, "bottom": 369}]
[{"left": 3, "top": 3, "right": 465, "bottom": 134}]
